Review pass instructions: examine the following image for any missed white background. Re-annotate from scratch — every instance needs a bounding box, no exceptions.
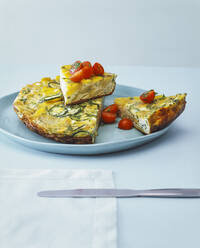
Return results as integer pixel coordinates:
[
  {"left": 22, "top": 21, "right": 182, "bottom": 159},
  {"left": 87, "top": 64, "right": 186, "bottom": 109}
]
[
  {"left": 1, "top": 1, "right": 200, "bottom": 247},
  {"left": 1, "top": 0, "right": 200, "bottom": 67}
]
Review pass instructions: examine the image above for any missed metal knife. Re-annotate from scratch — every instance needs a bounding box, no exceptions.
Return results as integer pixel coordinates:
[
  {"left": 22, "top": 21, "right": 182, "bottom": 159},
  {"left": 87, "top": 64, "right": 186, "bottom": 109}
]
[{"left": 37, "top": 188, "right": 200, "bottom": 198}]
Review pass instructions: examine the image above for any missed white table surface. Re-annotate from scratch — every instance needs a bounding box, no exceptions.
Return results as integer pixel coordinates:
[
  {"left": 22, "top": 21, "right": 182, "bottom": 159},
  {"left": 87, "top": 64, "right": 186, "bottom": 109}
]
[{"left": 0, "top": 65, "right": 199, "bottom": 248}]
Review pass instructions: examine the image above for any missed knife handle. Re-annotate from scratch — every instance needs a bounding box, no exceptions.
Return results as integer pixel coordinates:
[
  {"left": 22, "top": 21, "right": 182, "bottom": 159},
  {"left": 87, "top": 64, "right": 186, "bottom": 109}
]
[{"left": 137, "top": 188, "right": 200, "bottom": 198}]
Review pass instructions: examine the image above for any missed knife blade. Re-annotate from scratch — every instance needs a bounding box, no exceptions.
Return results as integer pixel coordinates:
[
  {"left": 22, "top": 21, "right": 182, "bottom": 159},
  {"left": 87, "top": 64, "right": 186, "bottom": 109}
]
[{"left": 37, "top": 188, "right": 200, "bottom": 198}]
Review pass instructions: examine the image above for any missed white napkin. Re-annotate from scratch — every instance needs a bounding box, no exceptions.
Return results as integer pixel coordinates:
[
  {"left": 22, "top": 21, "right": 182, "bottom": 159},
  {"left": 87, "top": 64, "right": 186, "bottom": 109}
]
[{"left": 0, "top": 169, "right": 117, "bottom": 248}]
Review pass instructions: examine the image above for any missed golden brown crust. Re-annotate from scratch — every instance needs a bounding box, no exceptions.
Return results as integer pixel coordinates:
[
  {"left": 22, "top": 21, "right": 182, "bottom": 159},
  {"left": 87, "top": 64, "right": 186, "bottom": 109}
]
[
  {"left": 65, "top": 83, "right": 116, "bottom": 105},
  {"left": 149, "top": 98, "right": 186, "bottom": 133},
  {"left": 13, "top": 105, "right": 93, "bottom": 144}
]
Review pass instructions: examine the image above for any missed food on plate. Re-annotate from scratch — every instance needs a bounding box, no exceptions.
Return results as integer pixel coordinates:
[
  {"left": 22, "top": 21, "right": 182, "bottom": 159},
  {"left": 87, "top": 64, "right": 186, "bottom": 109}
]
[
  {"left": 101, "top": 104, "right": 118, "bottom": 124},
  {"left": 70, "top": 60, "right": 83, "bottom": 74},
  {"left": 140, "top": 89, "right": 155, "bottom": 103},
  {"left": 81, "top": 61, "right": 92, "bottom": 68},
  {"left": 13, "top": 77, "right": 103, "bottom": 144},
  {"left": 92, "top": 62, "right": 104, "bottom": 76},
  {"left": 12, "top": 58, "right": 187, "bottom": 147},
  {"left": 103, "top": 104, "right": 118, "bottom": 114},
  {"left": 101, "top": 111, "right": 116, "bottom": 124},
  {"left": 60, "top": 61, "right": 117, "bottom": 105},
  {"left": 70, "top": 66, "right": 94, "bottom": 82},
  {"left": 114, "top": 92, "right": 187, "bottom": 134},
  {"left": 118, "top": 118, "right": 133, "bottom": 130}
]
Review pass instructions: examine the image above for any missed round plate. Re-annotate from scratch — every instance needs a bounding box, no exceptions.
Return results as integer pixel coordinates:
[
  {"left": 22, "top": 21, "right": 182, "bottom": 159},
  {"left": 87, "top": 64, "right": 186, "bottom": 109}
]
[{"left": 0, "top": 85, "right": 169, "bottom": 155}]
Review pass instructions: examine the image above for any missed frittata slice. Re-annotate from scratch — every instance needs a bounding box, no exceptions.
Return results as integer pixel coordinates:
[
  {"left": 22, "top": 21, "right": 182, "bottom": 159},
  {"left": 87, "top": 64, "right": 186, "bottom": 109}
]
[
  {"left": 115, "top": 94, "right": 187, "bottom": 134},
  {"left": 13, "top": 77, "right": 103, "bottom": 144},
  {"left": 60, "top": 65, "right": 117, "bottom": 105}
]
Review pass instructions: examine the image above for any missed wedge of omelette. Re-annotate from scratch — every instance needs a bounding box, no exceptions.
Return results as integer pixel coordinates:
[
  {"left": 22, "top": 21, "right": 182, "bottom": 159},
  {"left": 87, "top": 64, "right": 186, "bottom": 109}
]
[
  {"left": 13, "top": 77, "right": 103, "bottom": 144},
  {"left": 115, "top": 94, "right": 187, "bottom": 134},
  {"left": 60, "top": 65, "right": 117, "bottom": 105}
]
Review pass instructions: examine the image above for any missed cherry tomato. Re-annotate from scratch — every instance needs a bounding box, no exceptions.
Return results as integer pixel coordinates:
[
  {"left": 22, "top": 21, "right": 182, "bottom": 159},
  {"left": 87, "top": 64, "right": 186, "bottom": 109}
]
[
  {"left": 93, "top": 62, "right": 104, "bottom": 76},
  {"left": 140, "top": 89, "right": 155, "bottom": 104},
  {"left": 118, "top": 118, "right": 133, "bottom": 130},
  {"left": 82, "top": 66, "right": 93, "bottom": 79},
  {"left": 103, "top": 104, "right": 118, "bottom": 114},
  {"left": 82, "top": 61, "right": 92, "bottom": 68},
  {"left": 70, "top": 69, "right": 84, "bottom": 82},
  {"left": 70, "top": 66, "right": 94, "bottom": 82},
  {"left": 102, "top": 111, "right": 116, "bottom": 124},
  {"left": 70, "top": 60, "right": 83, "bottom": 74}
]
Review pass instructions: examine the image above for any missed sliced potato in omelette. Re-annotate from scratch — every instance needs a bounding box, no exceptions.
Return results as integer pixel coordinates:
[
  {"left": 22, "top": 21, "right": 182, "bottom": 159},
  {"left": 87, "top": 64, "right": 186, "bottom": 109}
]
[
  {"left": 13, "top": 77, "right": 103, "bottom": 144},
  {"left": 60, "top": 65, "right": 117, "bottom": 105},
  {"left": 115, "top": 94, "right": 187, "bottom": 134}
]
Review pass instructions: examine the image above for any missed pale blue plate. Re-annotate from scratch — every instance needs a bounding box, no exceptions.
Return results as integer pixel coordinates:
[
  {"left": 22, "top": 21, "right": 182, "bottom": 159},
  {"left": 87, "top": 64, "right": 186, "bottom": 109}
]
[{"left": 0, "top": 85, "right": 169, "bottom": 155}]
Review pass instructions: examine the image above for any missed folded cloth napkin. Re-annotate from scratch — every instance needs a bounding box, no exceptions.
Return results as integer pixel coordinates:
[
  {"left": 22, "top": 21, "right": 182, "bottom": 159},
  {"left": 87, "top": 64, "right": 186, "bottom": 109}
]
[{"left": 0, "top": 169, "right": 117, "bottom": 248}]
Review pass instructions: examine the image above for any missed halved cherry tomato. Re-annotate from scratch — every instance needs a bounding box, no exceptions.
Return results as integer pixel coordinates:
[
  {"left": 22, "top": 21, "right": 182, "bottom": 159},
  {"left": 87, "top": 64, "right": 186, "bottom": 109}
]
[
  {"left": 102, "top": 111, "right": 116, "bottom": 124},
  {"left": 82, "top": 61, "right": 92, "bottom": 68},
  {"left": 118, "top": 118, "right": 133, "bottom": 130},
  {"left": 70, "top": 60, "right": 83, "bottom": 74},
  {"left": 82, "top": 66, "right": 93, "bottom": 79},
  {"left": 140, "top": 89, "right": 155, "bottom": 104},
  {"left": 70, "top": 69, "right": 84, "bottom": 82},
  {"left": 103, "top": 104, "right": 118, "bottom": 114},
  {"left": 70, "top": 66, "right": 93, "bottom": 82},
  {"left": 93, "top": 62, "right": 104, "bottom": 76}
]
